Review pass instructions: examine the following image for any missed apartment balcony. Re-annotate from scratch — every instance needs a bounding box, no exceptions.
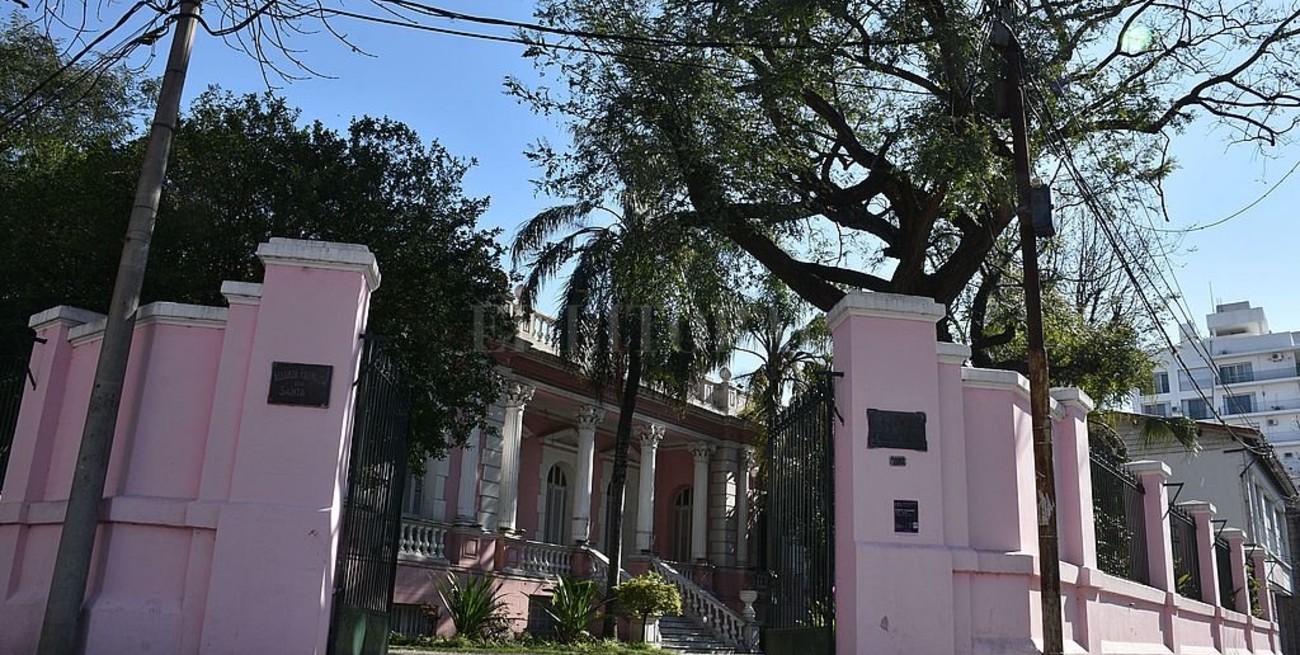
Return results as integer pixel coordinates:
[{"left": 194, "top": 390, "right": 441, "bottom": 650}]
[{"left": 1221, "top": 397, "right": 1300, "bottom": 416}]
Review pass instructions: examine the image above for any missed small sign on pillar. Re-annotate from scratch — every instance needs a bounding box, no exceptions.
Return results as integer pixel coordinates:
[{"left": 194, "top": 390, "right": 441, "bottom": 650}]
[
  {"left": 894, "top": 500, "right": 919, "bottom": 534},
  {"left": 267, "top": 362, "right": 334, "bottom": 407}
]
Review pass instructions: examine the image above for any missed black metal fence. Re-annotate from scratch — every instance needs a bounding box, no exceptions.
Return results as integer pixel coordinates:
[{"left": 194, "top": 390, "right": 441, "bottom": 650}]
[
  {"left": 1169, "top": 503, "right": 1201, "bottom": 600},
  {"left": 0, "top": 345, "right": 33, "bottom": 492},
  {"left": 1090, "top": 446, "right": 1150, "bottom": 584},
  {"left": 763, "top": 372, "right": 837, "bottom": 655},
  {"left": 328, "top": 338, "right": 413, "bottom": 655},
  {"left": 1216, "top": 539, "right": 1235, "bottom": 609}
]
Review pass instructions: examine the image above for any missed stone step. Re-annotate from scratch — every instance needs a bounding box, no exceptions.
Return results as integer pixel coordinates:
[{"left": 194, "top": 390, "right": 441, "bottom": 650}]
[{"left": 656, "top": 614, "right": 746, "bottom": 655}]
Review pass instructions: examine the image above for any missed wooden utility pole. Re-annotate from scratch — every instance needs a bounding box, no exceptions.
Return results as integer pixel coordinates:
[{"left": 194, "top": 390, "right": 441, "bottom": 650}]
[
  {"left": 37, "top": 3, "right": 201, "bottom": 654},
  {"left": 995, "top": 2, "right": 1064, "bottom": 654}
]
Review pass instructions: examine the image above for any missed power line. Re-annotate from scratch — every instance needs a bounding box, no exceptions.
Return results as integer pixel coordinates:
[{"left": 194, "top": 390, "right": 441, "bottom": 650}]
[
  {"left": 1147, "top": 159, "right": 1299, "bottom": 234},
  {"left": 1021, "top": 75, "right": 1277, "bottom": 461}
]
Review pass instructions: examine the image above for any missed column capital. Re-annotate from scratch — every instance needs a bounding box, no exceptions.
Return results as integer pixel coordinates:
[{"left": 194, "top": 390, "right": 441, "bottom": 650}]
[
  {"left": 637, "top": 423, "right": 665, "bottom": 447},
  {"left": 576, "top": 405, "right": 605, "bottom": 430},
  {"left": 690, "top": 441, "right": 716, "bottom": 462},
  {"left": 504, "top": 381, "right": 535, "bottom": 408}
]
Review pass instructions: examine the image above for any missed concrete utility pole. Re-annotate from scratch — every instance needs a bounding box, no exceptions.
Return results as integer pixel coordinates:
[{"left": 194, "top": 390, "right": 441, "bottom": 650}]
[
  {"left": 994, "top": 2, "right": 1064, "bottom": 654},
  {"left": 37, "top": 3, "right": 201, "bottom": 654}
]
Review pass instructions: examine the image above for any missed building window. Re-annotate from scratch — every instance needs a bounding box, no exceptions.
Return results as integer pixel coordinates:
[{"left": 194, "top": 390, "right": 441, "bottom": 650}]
[
  {"left": 405, "top": 474, "right": 423, "bottom": 516},
  {"left": 1225, "top": 394, "right": 1255, "bottom": 416},
  {"left": 1141, "top": 403, "right": 1169, "bottom": 417},
  {"left": 1184, "top": 398, "right": 1210, "bottom": 420},
  {"left": 543, "top": 465, "right": 569, "bottom": 545},
  {"left": 1220, "top": 362, "right": 1254, "bottom": 385},
  {"left": 1153, "top": 372, "right": 1170, "bottom": 394},
  {"left": 672, "top": 487, "right": 693, "bottom": 562}
]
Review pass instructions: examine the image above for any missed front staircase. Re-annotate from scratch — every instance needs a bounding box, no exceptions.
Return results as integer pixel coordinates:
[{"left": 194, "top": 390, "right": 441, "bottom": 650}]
[{"left": 659, "top": 615, "right": 744, "bottom": 654}]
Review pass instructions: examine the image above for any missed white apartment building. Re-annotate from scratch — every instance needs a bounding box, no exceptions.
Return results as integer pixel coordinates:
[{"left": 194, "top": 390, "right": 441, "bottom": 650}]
[{"left": 1134, "top": 301, "right": 1300, "bottom": 478}]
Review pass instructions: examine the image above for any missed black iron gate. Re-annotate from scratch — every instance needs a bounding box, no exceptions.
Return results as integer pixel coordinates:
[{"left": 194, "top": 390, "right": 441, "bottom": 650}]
[
  {"left": 328, "top": 338, "right": 413, "bottom": 655},
  {"left": 763, "top": 372, "right": 839, "bottom": 655}
]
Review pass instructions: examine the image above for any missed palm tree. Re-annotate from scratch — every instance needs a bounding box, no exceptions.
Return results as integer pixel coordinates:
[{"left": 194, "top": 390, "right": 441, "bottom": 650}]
[{"left": 511, "top": 191, "right": 738, "bottom": 632}]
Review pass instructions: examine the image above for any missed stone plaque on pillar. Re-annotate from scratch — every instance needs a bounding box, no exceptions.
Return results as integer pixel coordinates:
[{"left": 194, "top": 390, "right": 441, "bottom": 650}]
[
  {"left": 867, "top": 409, "right": 927, "bottom": 451},
  {"left": 267, "top": 362, "right": 333, "bottom": 407}
]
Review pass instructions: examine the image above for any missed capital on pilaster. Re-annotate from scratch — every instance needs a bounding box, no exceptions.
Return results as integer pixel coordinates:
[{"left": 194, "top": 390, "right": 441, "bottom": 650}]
[
  {"left": 576, "top": 405, "right": 605, "bottom": 430},
  {"left": 739, "top": 446, "right": 756, "bottom": 470},
  {"left": 690, "top": 441, "right": 716, "bottom": 462},
  {"left": 504, "top": 382, "right": 535, "bottom": 408},
  {"left": 637, "top": 424, "right": 665, "bottom": 448}
]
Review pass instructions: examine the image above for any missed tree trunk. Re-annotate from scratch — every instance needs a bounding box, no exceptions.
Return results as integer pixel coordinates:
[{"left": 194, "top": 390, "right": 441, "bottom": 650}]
[{"left": 602, "top": 317, "right": 643, "bottom": 636}]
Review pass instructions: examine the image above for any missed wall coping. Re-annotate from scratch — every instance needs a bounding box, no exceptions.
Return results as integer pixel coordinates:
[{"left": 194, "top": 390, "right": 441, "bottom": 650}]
[
  {"left": 28, "top": 306, "right": 104, "bottom": 331},
  {"left": 826, "top": 291, "right": 945, "bottom": 331},
  {"left": 69, "top": 302, "right": 229, "bottom": 345},
  {"left": 937, "top": 342, "right": 971, "bottom": 365},
  {"left": 256, "top": 238, "right": 381, "bottom": 291},
  {"left": 1177, "top": 500, "right": 1216, "bottom": 516},
  {"left": 1049, "top": 387, "right": 1096, "bottom": 413},
  {"left": 961, "top": 367, "right": 1030, "bottom": 397},
  {"left": 1221, "top": 528, "right": 1247, "bottom": 543},
  {"left": 1126, "top": 460, "right": 1172, "bottom": 478},
  {"left": 220, "top": 281, "right": 264, "bottom": 306}
]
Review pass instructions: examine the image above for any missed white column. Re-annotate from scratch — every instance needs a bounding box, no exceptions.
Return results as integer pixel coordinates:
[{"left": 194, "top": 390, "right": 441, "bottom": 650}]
[
  {"left": 572, "top": 405, "right": 604, "bottom": 544},
  {"left": 635, "top": 424, "right": 665, "bottom": 552},
  {"left": 736, "top": 446, "right": 754, "bottom": 567},
  {"left": 690, "top": 442, "right": 714, "bottom": 562},
  {"left": 455, "top": 428, "right": 482, "bottom": 526},
  {"left": 497, "top": 382, "right": 534, "bottom": 534}
]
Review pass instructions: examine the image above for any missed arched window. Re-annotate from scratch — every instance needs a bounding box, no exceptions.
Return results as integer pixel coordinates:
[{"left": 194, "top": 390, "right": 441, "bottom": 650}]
[
  {"left": 543, "top": 465, "right": 569, "bottom": 544},
  {"left": 672, "top": 487, "right": 693, "bottom": 562}
]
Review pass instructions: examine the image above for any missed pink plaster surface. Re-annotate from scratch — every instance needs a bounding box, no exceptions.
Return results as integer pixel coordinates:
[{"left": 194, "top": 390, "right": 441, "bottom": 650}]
[
  {"left": 828, "top": 291, "right": 1280, "bottom": 655},
  {"left": 0, "top": 239, "right": 379, "bottom": 655}
]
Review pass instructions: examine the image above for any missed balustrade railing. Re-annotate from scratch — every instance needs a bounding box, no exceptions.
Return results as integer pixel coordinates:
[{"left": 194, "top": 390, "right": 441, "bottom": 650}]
[
  {"left": 1169, "top": 503, "right": 1201, "bottom": 600},
  {"left": 511, "top": 539, "right": 573, "bottom": 578},
  {"left": 651, "top": 557, "right": 756, "bottom": 652},
  {"left": 584, "top": 546, "right": 631, "bottom": 591},
  {"left": 398, "top": 517, "right": 449, "bottom": 563},
  {"left": 1091, "top": 447, "right": 1149, "bottom": 584}
]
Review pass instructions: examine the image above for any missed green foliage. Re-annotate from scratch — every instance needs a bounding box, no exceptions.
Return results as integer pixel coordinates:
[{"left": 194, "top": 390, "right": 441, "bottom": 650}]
[
  {"left": 614, "top": 572, "right": 681, "bottom": 620},
  {"left": 387, "top": 633, "right": 656, "bottom": 653},
  {"left": 544, "top": 576, "right": 606, "bottom": 644},
  {"left": 0, "top": 14, "right": 150, "bottom": 164},
  {"left": 0, "top": 81, "right": 512, "bottom": 457},
  {"left": 983, "top": 287, "right": 1155, "bottom": 408},
  {"left": 436, "top": 573, "right": 511, "bottom": 640}
]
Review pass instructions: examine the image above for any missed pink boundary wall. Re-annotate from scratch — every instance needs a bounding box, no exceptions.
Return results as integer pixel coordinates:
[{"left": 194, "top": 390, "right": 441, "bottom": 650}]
[
  {"left": 0, "top": 238, "right": 379, "bottom": 655},
  {"left": 829, "top": 291, "right": 1281, "bottom": 655}
]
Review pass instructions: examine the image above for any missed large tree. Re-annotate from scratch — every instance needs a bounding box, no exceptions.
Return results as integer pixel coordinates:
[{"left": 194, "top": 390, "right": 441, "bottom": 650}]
[
  {"left": 513, "top": 0, "right": 1300, "bottom": 364},
  {"left": 0, "top": 86, "right": 512, "bottom": 457}
]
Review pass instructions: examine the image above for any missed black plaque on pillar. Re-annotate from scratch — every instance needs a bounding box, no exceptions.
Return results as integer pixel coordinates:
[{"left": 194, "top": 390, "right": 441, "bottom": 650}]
[
  {"left": 267, "top": 362, "right": 333, "bottom": 407},
  {"left": 893, "top": 500, "right": 919, "bottom": 534},
  {"left": 867, "top": 409, "right": 927, "bottom": 451}
]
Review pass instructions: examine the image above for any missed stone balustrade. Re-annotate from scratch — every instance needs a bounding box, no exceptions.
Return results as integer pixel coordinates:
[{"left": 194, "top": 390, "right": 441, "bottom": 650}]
[{"left": 398, "top": 518, "right": 449, "bottom": 563}]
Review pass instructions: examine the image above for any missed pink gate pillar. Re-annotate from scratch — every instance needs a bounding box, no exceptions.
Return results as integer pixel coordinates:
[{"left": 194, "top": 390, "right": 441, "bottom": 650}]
[
  {"left": 828, "top": 292, "right": 954, "bottom": 655},
  {"left": 198, "top": 239, "right": 379, "bottom": 655}
]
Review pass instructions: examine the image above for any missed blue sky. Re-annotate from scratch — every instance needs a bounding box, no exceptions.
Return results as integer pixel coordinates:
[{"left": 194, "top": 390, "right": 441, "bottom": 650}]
[{"left": 76, "top": 3, "right": 1300, "bottom": 336}]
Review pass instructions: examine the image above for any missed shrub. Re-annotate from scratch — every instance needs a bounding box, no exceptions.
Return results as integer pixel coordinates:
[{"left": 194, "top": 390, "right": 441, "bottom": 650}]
[
  {"left": 614, "top": 572, "right": 681, "bottom": 620},
  {"left": 435, "top": 573, "right": 511, "bottom": 639},
  {"left": 545, "top": 576, "right": 606, "bottom": 644}
]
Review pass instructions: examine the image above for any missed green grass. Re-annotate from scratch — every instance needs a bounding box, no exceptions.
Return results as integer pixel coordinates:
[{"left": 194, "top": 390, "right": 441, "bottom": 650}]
[{"left": 389, "top": 634, "right": 662, "bottom": 655}]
